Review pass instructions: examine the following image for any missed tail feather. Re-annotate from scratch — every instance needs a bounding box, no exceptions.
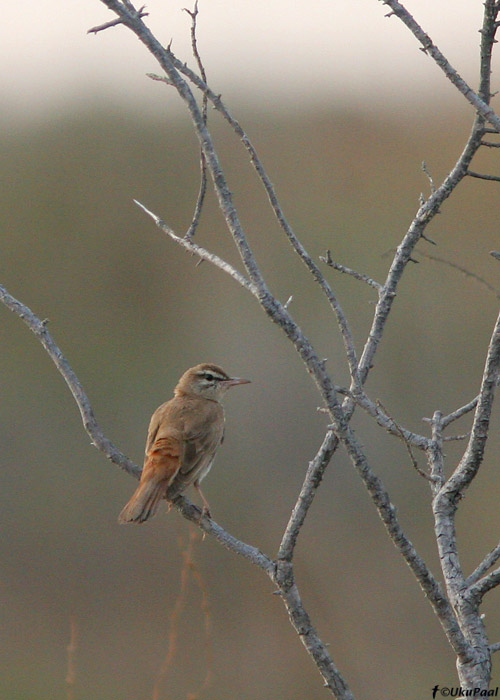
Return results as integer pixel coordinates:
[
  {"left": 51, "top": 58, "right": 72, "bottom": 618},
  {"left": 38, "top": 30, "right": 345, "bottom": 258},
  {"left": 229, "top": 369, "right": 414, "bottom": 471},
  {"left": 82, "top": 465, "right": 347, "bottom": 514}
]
[{"left": 118, "top": 479, "right": 168, "bottom": 524}]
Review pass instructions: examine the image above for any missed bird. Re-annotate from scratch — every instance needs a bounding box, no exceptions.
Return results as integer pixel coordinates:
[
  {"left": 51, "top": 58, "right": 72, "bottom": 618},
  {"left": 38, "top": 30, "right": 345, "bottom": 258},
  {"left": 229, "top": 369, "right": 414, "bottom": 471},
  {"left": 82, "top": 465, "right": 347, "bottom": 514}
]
[{"left": 118, "top": 363, "right": 250, "bottom": 524}]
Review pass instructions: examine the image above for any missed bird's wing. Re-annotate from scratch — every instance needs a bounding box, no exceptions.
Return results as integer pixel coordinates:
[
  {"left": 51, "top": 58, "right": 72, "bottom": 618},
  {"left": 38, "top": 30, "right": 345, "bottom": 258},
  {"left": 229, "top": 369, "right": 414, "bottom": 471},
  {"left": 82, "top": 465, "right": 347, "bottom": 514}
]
[
  {"left": 142, "top": 433, "right": 183, "bottom": 486},
  {"left": 142, "top": 402, "right": 185, "bottom": 486}
]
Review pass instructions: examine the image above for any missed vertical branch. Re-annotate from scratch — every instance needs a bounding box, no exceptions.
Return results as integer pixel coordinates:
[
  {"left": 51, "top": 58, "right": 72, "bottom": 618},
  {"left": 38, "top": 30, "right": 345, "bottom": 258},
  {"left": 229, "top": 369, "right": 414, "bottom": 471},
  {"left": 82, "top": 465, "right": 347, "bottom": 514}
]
[{"left": 184, "top": 0, "right": 208, "bottom": 240}]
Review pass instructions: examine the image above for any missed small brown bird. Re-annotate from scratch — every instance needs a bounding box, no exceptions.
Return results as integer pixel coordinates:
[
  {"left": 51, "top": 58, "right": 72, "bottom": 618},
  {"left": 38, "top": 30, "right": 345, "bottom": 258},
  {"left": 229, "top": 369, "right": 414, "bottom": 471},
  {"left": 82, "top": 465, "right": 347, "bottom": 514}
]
[{"left": 118, "top": 363, "right": 250, "bottom": 524}]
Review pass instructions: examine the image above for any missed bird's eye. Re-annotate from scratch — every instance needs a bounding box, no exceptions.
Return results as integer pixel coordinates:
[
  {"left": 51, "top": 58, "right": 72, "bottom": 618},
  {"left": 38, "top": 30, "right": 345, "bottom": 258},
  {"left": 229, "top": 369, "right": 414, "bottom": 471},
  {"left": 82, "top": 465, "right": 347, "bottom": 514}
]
[{"left": 203, "top": 373, "right": 215, "bottom": 381}]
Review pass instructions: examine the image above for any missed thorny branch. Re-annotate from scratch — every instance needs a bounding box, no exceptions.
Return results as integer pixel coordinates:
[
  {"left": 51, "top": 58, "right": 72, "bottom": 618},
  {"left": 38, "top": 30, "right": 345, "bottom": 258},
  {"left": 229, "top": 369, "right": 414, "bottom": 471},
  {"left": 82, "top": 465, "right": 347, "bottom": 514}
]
[{"left": 91, "top": 0, "right": 500, "bottom": 692}]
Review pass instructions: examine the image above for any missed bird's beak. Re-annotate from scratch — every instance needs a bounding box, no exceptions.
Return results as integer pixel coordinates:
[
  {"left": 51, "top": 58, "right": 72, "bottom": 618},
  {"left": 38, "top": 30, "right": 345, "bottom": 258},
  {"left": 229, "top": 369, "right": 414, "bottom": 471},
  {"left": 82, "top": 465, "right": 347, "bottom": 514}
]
[{"left": 225, "top": 377, "right": 251, "bottom": 387}]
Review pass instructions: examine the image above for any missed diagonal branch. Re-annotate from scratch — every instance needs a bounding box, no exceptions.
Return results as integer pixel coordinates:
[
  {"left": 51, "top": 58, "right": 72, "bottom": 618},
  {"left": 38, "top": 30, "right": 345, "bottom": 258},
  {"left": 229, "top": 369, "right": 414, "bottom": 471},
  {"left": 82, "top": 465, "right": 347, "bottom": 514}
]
[
  {"left": 468, "top": 567, "right": 500, "bottom": 603},
  {"left": 380, "top": 0, "right": 500, "bottom": 131},
  {"left": 467, "top": 542, "right": 500, "bottom": 588},
  {"left": 133, "top": 200, "right": 258, "bottom": 295},
  {"left": 183, "top": 0, "right": 208, "bottom": 240},
  {"left": 439, "top": 308, "right": 500, "bottom": 500},
  {"left": 278, "top": 429, "right": 337, "bottom": 562},
  {"left": 0, "top": 283, "right": 276, "bottom": 576},
  {"left": 0, "top": 284, "right": 139, "bottom": 479}
]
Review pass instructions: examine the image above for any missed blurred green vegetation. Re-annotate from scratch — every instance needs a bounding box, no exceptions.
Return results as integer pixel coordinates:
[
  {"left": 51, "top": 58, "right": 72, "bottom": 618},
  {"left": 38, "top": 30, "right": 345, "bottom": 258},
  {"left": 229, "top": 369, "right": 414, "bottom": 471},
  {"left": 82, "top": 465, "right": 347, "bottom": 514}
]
[{"left": 1, "top": 99, "right": 500, "bottom": 699}]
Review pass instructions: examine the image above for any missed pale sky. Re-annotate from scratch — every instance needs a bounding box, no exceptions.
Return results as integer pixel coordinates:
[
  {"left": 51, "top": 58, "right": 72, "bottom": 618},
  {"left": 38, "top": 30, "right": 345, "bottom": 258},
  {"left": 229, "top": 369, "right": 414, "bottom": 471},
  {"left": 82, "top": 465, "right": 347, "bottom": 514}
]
[{"left": 2, "top": 1, "right": 487, "bottom": 119}]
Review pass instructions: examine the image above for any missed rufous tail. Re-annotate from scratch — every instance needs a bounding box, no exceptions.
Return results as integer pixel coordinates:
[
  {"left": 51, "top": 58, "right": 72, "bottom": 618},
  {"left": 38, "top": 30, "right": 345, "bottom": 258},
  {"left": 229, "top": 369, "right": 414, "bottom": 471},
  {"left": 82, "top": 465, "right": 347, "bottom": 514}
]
[{"left": 118, "top": 480, "right": 167, "bottom": 524}]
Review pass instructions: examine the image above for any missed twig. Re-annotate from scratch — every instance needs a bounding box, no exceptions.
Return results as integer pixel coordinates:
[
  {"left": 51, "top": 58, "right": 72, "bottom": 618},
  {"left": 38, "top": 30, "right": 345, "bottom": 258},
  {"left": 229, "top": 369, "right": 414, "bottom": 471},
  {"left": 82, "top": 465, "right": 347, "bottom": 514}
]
[
  {"left": 467, "top": 541, "right": 500, "bottom": 588},
  {"left": 349, "top": 390, "right": 429, "bottom": 449},
  {"left": 184, "top": 1, "right": 208, "bottom": 240},
  {"left": 467, "top": 170, "right": 500, "bottom": 183},
  {"left": 414, "top": 250, "right": 500, "bottom": 299},
  {"left": 442, "top": 433, "right": 469, "bottom": 442},
  {"left": 278, "top": 429, "right": 338, "bottom": 562},
  {"left": 133, "top": 200, "right": 258, "bottom": 295},
  {"left": 468, "top": 566, "right": 500, "bottom": 603},
  {"left": 376, "top": 400, "right": 434, "bottom": 482},
  {"left": 422, "top": 161, "right": 436, "bottom": 194},
  {"left": 88, "top": 3, "right": 147, "bottom": 33},
  {"left": 441, "top": 397, "right": 479, "bottom": 428},
  {"left": 320, "top": 250, "right": 383, "bottom": 292},
  {"left": 439, "top": 308, "right": 500, "bottom": 499}
]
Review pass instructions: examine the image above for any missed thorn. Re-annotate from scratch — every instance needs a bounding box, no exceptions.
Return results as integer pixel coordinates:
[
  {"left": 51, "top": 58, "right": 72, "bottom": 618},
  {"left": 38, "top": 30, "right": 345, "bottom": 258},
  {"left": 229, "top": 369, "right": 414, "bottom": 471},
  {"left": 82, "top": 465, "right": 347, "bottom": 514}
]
[
  {"left": 408, "top": 256, "right": 419, "bottom": 264},
  {"left": 490, "top": 250, "right": 500, "bottom": 261},
  {"left": 283, "top": 295, "right": 294, "bottom": 310},
  {"left": 41, "top": 318, "right": 50, "bottom": 326},
  {"left": 272, "top": 589, "right": 283, "bottom": 596},
  {"left": 421, "top": 233, "right": 437, "bottom": 245}
]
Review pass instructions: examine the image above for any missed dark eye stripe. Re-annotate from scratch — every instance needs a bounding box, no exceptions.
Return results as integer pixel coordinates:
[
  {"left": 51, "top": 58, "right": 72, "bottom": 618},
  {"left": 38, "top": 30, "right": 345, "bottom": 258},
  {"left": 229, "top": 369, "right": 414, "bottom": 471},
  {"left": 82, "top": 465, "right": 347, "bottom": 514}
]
[{"left": 198, "top": 371, "right": 225, "bottom": 382}]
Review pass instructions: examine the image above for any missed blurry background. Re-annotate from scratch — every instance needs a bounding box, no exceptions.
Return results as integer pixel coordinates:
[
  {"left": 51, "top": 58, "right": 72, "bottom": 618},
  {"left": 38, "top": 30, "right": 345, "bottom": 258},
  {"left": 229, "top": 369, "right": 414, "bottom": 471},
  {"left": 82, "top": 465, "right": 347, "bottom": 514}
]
[{"left": 2, "top": 1, "right": 500, "bottom": 699}]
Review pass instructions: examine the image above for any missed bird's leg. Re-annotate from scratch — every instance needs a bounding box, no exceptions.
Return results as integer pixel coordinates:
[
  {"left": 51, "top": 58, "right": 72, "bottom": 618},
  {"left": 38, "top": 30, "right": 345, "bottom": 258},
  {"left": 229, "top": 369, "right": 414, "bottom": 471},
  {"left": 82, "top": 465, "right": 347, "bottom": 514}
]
[{"left": 194, "top": 481, "right": 212, "bottom": 519}]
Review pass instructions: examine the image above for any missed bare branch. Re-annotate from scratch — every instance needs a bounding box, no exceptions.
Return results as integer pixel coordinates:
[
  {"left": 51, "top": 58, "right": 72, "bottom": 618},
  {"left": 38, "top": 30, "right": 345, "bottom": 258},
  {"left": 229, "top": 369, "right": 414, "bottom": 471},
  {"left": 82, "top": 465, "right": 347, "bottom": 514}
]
[
  {"left": 171, "top": 496, "right": 275, "bottom": 574},
  {"left": 441, "top": 397, "right": 479, "bottom": 428},
  {"left": 274, "top": 560, "right": 355, "bottom": 700},
  {"left": 0, "top": 284, "right": 139, "bottom": 479},
  {"left": 320, "top": 250, "right": 383, "bottom": 292},
  {"left": 380, "top": 0, "right": 500, "bottom": 131},
  {"left": 468, "top": 566, "right": 500, "bottom": 603},
  {"left": 442, "top": 433, "right": 469, "bottom": 442},
  {"left": 133, "top": 200, "right": 258, "bottom": 295},
  {"left": 376, "top": 400, "right": 435, "bottom": 482},
  {"left": 467, "top": 542, "right": 500, "bottom": 588},
  {"left": 278, "top": 429, "right": 337, "bottom": 562},
  {"left": 183, "top": 0, "right": 208, "bottom": 240},
  {"left": 427, "top": 411, "right": 445, "bottom": 488},
  {"left": 467, "top": 170, "right": 500, "bottom": 183},
  {"left": 439, "top": 308, "right": 500, "bottom": 499},
  {"left": 349, "top": 390, "right": 429, "bottom": 450},
  {"left": 422, "top": 160, "right": 436, "bottom": 194},
  {"left": 88, "top": 3, "right": 147, "bottom": 33}
]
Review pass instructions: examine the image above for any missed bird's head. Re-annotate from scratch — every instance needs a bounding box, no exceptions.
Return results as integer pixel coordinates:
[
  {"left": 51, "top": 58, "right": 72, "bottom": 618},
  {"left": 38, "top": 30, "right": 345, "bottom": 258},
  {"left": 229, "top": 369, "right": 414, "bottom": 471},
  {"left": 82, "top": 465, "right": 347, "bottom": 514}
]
[{"left": 175, "top": 363, "right": 250, "bottom": 401}]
